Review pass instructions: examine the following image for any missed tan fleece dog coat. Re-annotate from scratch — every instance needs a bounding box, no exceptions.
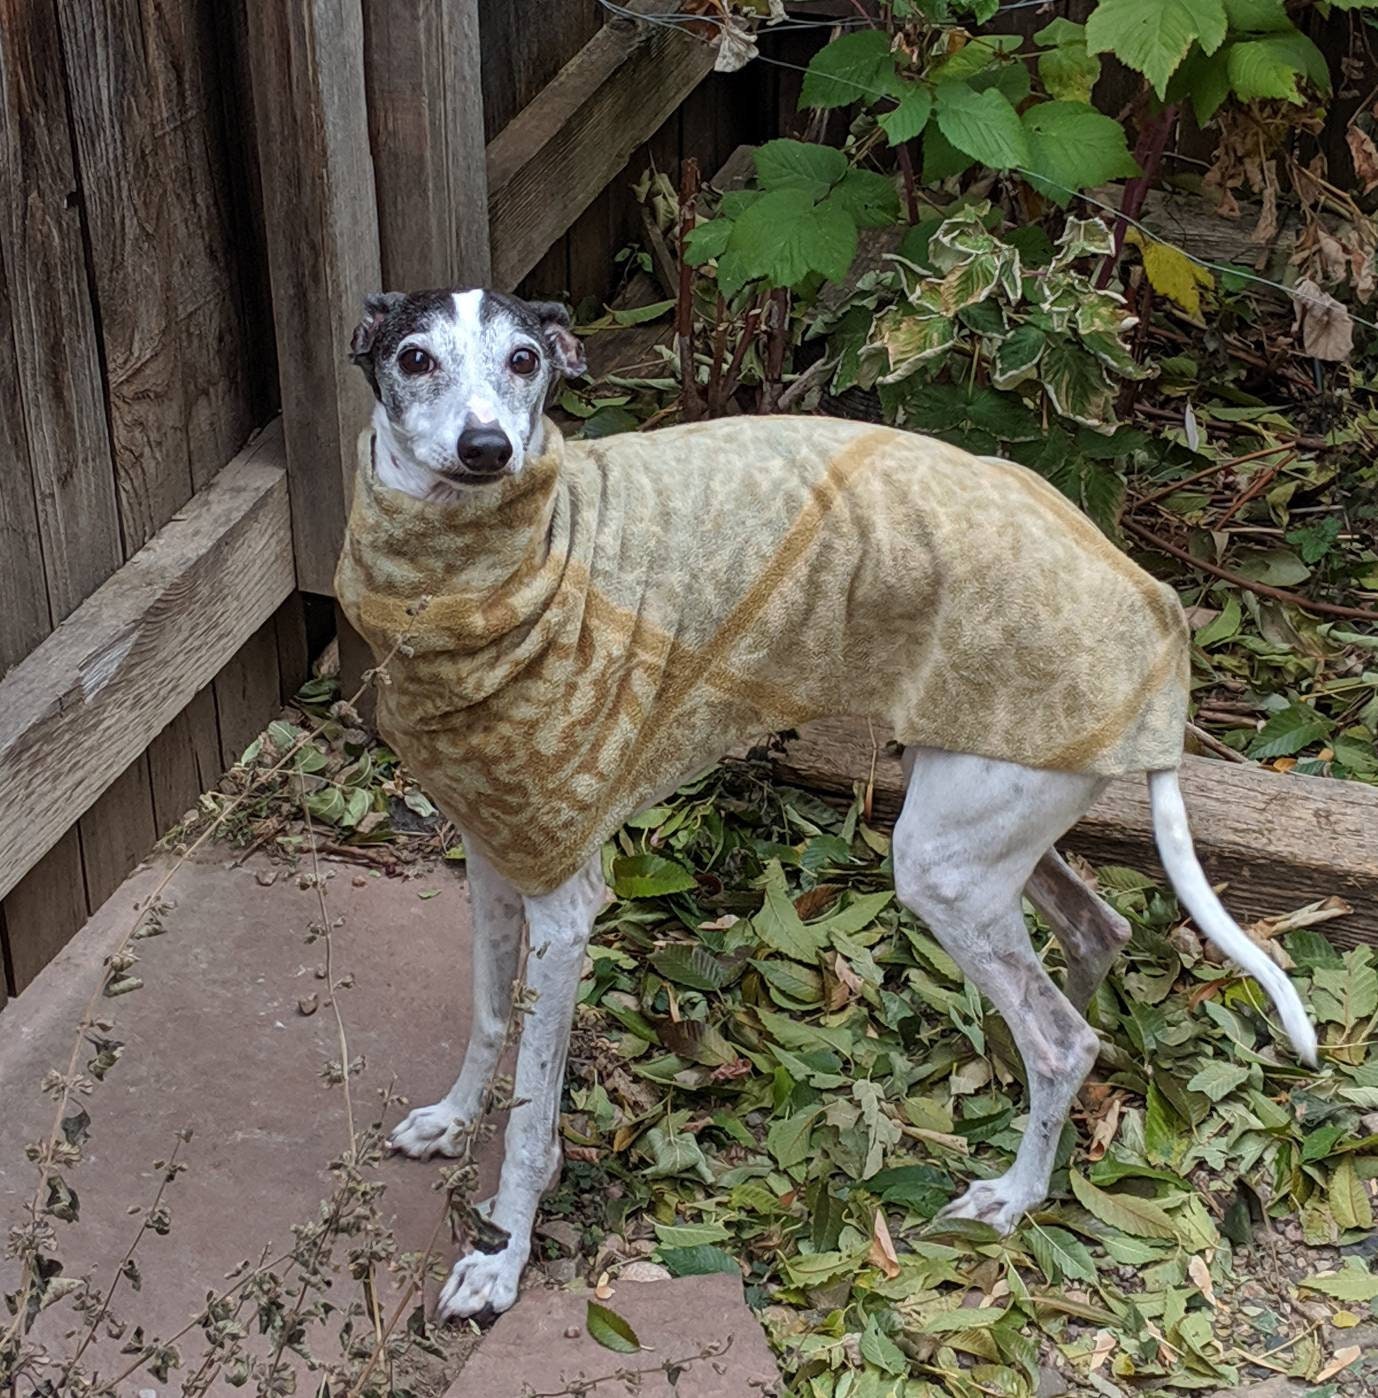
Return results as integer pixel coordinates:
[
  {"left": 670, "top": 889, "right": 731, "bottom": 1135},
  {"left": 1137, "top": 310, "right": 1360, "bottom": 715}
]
[{"left": 335, "top": 416, "right": 1190, "bottom": 894}]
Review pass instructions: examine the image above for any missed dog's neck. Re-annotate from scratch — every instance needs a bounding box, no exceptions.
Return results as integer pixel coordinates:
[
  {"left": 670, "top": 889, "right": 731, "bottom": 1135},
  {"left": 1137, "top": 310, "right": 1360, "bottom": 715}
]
[{"left": 371, "top": 403, "right": 550, "bottom": 503}]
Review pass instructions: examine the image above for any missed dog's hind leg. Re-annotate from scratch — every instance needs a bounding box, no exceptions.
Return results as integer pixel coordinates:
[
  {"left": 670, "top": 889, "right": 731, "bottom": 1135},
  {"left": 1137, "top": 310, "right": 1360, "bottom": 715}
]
[
  {"left": 438, "top": 852, "right": 605, "bottom": 1321},
  {"left": 1025, "top": 849, "right": 1130, "bottom": 1015},
  {"left": 894, "top": 749, "right": 1103, "bottom": 1233},
  {"left": 390, "top": 844, "right": 525, "bottom": 1159}
]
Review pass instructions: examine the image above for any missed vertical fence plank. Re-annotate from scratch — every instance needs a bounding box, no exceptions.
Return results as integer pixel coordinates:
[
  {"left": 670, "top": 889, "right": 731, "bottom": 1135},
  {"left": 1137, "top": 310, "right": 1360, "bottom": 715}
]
[
  {"left": 0, "top": 0, "right": 123, "bottom": 622},
  {"left": 1, "top": 828, "right": 89, "bottom": 993},
  {"left": 246, "top": 0, "right": 381, "bottom": 596},
  {"left": 79, "top": 758, "right": 159, "bottom": 914},
  {"left": 0, "top": 233, "right": 50, "bottom": 675},
  {"left": 147, "top": 688, "right": 223, "bottom": 836},
  {"left": 364, "top": 0, "right": 491, "bottom": 289}
]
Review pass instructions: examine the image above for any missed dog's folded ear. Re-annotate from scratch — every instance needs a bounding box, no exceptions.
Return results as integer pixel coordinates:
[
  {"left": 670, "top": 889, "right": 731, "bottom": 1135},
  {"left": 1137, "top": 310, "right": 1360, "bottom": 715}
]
[
  {"left": 527, "top": 300, "right": 588, "bottom": 380},
  {"left": 351, "top": 292, "right": 405, "bottom": 362}
]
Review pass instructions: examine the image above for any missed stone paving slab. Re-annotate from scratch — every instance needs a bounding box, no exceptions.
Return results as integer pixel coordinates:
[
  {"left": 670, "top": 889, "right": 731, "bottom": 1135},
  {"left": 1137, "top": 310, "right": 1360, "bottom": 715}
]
[
  {"left": 0, "top": 850, "right": 495, "bottom": 1388},
  {"left": 449, "top": 1273, "right": 782, "bottom": 1397}
]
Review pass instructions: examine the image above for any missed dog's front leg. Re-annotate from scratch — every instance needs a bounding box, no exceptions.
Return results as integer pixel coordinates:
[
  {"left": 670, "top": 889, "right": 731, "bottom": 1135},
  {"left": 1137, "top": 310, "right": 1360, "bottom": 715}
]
[
  {"left": 437, "top": 854, "right": 604, "bottom": 1321},
  {"left": 391, "top": 845, "right": 524, "bottom": 1158}
]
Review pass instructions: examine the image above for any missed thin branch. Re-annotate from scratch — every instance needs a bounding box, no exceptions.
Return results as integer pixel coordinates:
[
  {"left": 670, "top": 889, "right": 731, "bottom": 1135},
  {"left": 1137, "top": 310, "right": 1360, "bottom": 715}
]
[{"left": 1124, "top": 518, "right": 1378, "bottom": 623}]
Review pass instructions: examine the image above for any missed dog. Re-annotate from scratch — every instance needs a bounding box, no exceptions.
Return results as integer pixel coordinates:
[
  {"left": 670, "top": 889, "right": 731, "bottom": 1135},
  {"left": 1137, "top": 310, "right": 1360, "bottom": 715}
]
[{"left": 336, "top": 287, "right": 1319, "bottom": 1323}]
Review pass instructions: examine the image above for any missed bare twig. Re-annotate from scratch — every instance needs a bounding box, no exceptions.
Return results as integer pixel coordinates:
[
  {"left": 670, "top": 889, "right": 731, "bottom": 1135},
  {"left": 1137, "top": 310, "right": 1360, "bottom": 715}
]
[
  {"left": 1124, "top": 518, "right": 1378, "bottom": 623},
  {"left": 1132, "top": 442, "right": 1298, "bottom": 507}
]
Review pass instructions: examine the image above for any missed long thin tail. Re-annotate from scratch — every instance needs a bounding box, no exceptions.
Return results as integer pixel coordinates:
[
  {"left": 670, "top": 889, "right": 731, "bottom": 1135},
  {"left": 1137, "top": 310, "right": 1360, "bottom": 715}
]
[{"left": 1148, "top": 769, "right": 1319, "bottom": 1066}]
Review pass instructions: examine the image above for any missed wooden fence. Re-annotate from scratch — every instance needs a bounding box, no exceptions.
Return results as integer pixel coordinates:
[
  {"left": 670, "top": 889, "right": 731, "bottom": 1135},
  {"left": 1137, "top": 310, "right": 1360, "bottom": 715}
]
[{"left": 0, "top": 0, "right": 785, "bottom": 1010}]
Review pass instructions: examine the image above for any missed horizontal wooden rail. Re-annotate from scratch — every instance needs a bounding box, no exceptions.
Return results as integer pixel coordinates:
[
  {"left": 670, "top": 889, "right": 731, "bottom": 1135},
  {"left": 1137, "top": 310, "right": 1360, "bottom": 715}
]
[
  {"left": 0, "top": 421, "right": 294, "bottom": 902},
  {"left": 486, "top": 0, "right": 718, "bottom": 291},
  {"left": 759, "top": 718, "right": 1378, "bottom": 950}
]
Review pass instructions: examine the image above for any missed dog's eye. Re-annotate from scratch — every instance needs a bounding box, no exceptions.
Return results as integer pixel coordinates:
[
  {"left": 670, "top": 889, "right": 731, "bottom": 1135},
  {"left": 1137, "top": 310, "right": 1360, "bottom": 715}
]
[
  {"left": 398, "top": 347, "right": 434, "bottom": 376},
  {"left": 509, "top": 347, "right": 539, "bottom": 376}
]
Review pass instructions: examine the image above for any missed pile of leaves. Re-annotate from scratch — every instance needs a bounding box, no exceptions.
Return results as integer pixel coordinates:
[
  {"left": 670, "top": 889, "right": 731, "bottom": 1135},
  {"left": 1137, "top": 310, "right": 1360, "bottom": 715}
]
[{"left": 541, "top": 758, "right": 1378, "bottom": 1396}]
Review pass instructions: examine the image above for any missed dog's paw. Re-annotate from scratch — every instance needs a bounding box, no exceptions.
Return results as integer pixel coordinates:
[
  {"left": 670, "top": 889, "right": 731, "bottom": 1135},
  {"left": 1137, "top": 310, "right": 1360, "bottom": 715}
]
[
  {"left": 937, "top": 1177, "right": 1039, "bottom": 1236},
  {"left": 437, "top": 1243, "right": 528, "bottom": 1322},
  {"left": 389, "top": 1101, "right": 466, "bottom": 1159}
]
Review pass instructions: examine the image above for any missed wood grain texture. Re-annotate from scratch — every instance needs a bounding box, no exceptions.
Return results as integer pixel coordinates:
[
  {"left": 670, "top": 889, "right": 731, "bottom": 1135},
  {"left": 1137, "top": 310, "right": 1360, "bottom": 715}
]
[
  {"left": 213, "top": 616, "right": 283, "bottom": 772},
  {"left": 364, "top": 0, "right": 491, "bottom": 288},
  {"left": 486, "top": 1, "right": 716, "bottom": 291},
  {"left": 245, "top": 0, "right": 380, "bottom": 594},
  {"left": 1, "top": 827, "right": 89, "bottom": 993},
  {"left": 57, "top": 0, "right": 220, "bottom": 543},
  {"left": 0, "top": 422, "right": 294, "bottom": 902},
  {"left": 478, "top": 0, "right": 600, "bottom": 140},
  {"left": 0, "top": 0, "right": 123, "bottom": 622},
  {"left": 0, "top": 228, "right": 51, "bottom": 674},
  {"left": 79, "top": 756, "right": 159, "bottom": 914},
  {"left": 760, "top": 717, "right": 1378, "bottom": 950},
  {"left": 148, "top": 687, "right": 223, "bottom": 835}
]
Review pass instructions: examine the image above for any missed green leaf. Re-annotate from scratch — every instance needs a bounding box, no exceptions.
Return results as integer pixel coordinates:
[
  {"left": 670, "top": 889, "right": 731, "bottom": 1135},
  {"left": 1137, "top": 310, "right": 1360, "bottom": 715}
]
[
  {"left": 879, "top": 82, "right": 933, "bottom": 144},
  {"left": 723, "top": 188, "right": 857, "bottom": 292},
  {"left": 1070, "top": 1170, "right": 1179, "bottom": 1239},
  {"left": 1085, "top": 0, "right": 1227, "bottom": 99},
  {"left": 1021, "top": 101, "right": 1140, "bottom": 204},
  {"left": 800, "top": 29, "right": 895, "bottom": 109},
  {"left": 754, "top": 861, "right": 829, "bottom": 961},
  {"left": 587, "top": 1301, "right": 641, "bottom": 1354},
  {"left": 649, "top": 943, "right": 732, "bottom": 992},
  {"left": 1036, "top": 23, "right": 1102, "bottom": 103},
  {"left": 643, "top": 1124, "right": 715, "bottom": 1183},
  {"left": 860, "top": 1317, "right": 908, "bottom": 1376},
  {"left": 754, "top": 138, "right": 847, "bottom": 197},
  {"left": 993, "top": 323, "right": 1046, "bottom": 389},
  {"left": 1186, "top": 1060, "right": 1249, "bottom": 1101},
  {"left": 1330, "top": 1155, "right": 1373, "bottom": 1232},
  {"left": 611, "top": 853, "right": 697, "bottom": 899},
  {"left": 869, "top": 304, "right": 956, "bottom": 382},
  {"left": 1027, "top": 1224, "right": 1099, "bottom": 1284},
  {"left": 1226, "top": 33, "right": 1329, "bottom": 103},
  {"left": 1223, "top": 0, "right": 1292, "bottom": 32},
  {"left": 767, "top": 1108, "right": 822, "bottom": 1169},
  {"left": 1040, "top": 339, "right": 1115, "bottom": 427},
  {"left": 1246, "top": 703, "right": 1332, "bottom": 760},
  {"left": 1300, "top": 1261, "right": 1378, "bottom": 1303},
  {"left": 829, "top": 169, "right": 901, "bottom": 228},
  {"left": 658, "top": 1244, "right": 741, "bottom": 1277},
  {"left": 922, "top": 122, "right": 974, "bottom": 182},
  {"left": 1193, "top": 593, "right": 1241, "bottom": 647},
  {"left": 1170, "top": 44, "right": 1233, "bottom": 125},
  {"left": 933, "top": 84, "right": 1030, "bottom": 170},
  {"left": 683, "top": 217, "right": 732, "bottom": 266}
]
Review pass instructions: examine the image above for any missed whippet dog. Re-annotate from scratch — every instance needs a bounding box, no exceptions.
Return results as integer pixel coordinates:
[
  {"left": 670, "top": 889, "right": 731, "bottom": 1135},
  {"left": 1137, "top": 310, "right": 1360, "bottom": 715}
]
[{"left": 336, "top": 288, "right": 1319, "bottom": 1323}]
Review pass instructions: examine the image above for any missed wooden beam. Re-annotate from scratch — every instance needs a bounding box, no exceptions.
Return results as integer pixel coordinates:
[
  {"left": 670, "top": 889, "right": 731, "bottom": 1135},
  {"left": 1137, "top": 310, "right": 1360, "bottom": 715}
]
[
  {"left": 486, "top": 1, "right": 717, "bottom": 291},
  {"left": 0, "top": 423, "right": 294, "bottom": 902},
  {"left": 759, "top": 718, "right": 1378, "bottom": 950},
  {"left": 364, "top": 0, "right": 492, "bottom": 288},
  {"left": 245, "top": 0, "right": 381, "bottom": 595}
]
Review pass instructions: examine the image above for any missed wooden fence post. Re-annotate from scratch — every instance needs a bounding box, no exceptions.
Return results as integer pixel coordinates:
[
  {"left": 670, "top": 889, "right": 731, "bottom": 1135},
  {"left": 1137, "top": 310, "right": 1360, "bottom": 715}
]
[
  {"left": 364, "top": 0, "right": 492, "bottom": 289},
  {"left": 244, "top": 0, "right": 381, "bottom": 598}
]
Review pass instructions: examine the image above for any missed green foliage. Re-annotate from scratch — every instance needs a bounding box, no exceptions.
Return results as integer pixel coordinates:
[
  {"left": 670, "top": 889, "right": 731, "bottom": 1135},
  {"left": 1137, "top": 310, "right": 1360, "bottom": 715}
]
[
  {"left": 820, "top": 205, "right": 1147, "bottom": 531},
  {"left": 685, "top": 141, "right": 897, "bottom": 299},
  {"left": 554, "top": 759, "right": 1378, "bottom": 1394}
]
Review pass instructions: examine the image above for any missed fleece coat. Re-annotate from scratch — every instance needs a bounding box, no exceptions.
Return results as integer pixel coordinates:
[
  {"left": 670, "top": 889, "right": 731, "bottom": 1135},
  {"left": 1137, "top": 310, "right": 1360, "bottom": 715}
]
[{"left": 334, "top": 415, "right": 1190, "bottom": 894}]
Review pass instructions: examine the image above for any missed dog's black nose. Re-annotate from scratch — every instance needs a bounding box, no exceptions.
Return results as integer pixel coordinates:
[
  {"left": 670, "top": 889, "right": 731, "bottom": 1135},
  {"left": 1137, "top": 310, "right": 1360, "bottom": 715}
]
[{"left": 457, "top": 427, "right": 513, "bottom": 476}]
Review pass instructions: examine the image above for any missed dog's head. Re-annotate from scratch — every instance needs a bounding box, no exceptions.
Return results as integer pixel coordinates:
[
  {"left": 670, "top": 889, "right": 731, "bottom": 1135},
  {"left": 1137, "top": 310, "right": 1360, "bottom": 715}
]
[{"left": 350, "top": 288, "right": 587, "bottom": 487}]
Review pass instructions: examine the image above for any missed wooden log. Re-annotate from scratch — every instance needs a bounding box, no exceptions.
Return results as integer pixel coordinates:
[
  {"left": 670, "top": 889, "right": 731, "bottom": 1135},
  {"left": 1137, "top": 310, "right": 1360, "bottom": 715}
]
[
  {"left": 486, "top": 0, "right": 717, "bottom": 291},
  {"left": 245, "top": 0, "right": 381, "bottom": 595},
  {"left": 365, "top": 0, "right": 492, "bottom": 289},
  {"left": 760, "top": 718, "right": 1378, "bottom": 951},
  {"left": 0, "top": 423, "right": 294, "bottom": 903}
]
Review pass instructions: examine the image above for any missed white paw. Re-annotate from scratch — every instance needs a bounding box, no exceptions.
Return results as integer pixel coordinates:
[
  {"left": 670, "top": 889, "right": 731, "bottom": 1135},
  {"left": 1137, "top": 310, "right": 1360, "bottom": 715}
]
[
  {"left": 389, "top": 1101, "right": 466, "bottom": 1159},
  {"left": 937, "top": 1176, "right": 1040, "bottom": 1235},
  {"left": 437, "top": 1243, "right": 529, "bottom": 1321}
]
